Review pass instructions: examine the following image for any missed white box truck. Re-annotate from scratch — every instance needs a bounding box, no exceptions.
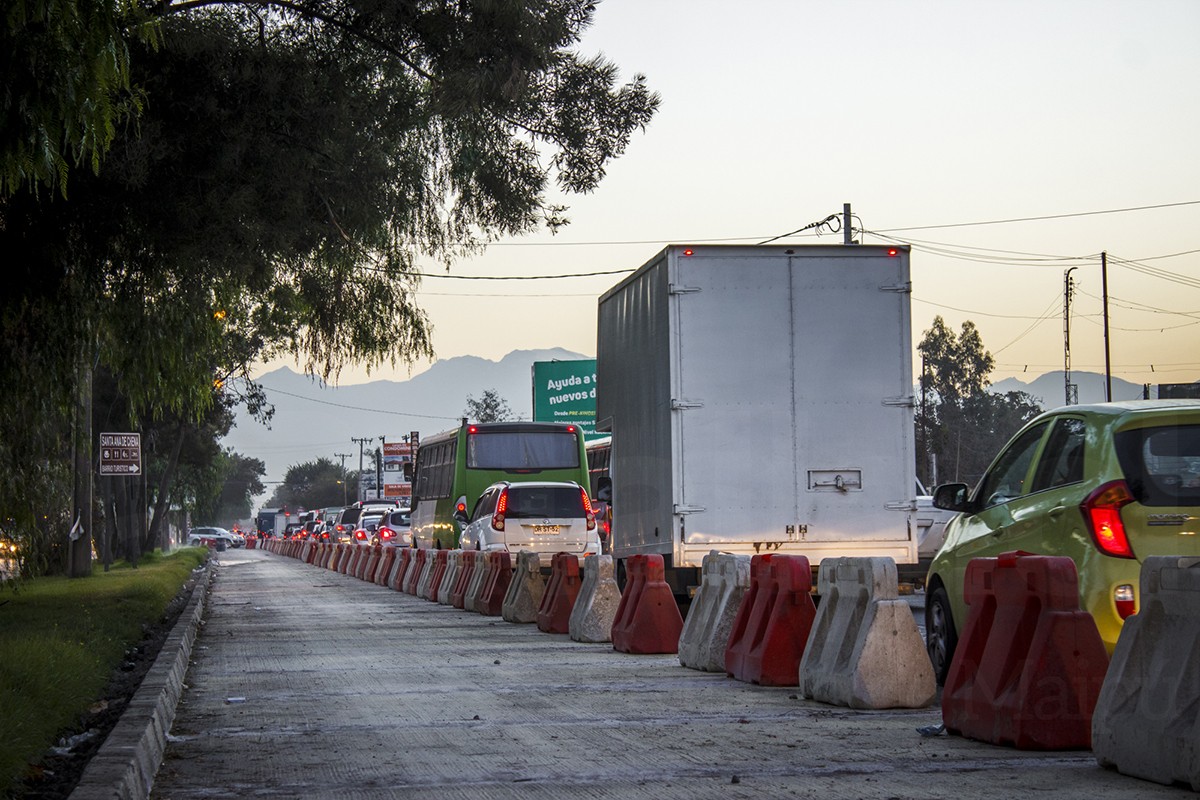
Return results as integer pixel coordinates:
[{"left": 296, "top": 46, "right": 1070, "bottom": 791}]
[{"left": 596, "top": 244, "right": 919, "bottom": 595}]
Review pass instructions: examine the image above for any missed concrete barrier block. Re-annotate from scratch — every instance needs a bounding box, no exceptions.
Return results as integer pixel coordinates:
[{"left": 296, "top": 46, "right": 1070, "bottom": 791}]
[
  {"left": 799, "top": 557, "right": 935, "bottom": 709},
  {"left": 570, "top": 555, "right": 622, "bottom": 643},
  {"left": 1094, "top": 556, "right": 1200, "bottom": 789},
  {"left": 679, "top": 551, "right": 750, "bottom": 672},
  {"left": 502, "top": 551, "right": 545, "bottom": 624},
  {"left": 438, "top": 551, "right": 461, "bottom": 605},
  {"left": 388, "top": 548, "right": 409, "bottom": 591}
]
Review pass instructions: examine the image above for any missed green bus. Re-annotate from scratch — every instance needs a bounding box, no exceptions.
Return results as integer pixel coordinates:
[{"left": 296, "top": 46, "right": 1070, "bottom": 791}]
[{"left": 410, "top": 421, "right": 591, "bottom": 550}]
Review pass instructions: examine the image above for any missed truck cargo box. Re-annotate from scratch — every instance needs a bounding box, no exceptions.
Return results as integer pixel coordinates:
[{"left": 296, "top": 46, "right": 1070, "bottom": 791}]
[{"left": 596, "top": 244, "right": 917, "bottom": 583}]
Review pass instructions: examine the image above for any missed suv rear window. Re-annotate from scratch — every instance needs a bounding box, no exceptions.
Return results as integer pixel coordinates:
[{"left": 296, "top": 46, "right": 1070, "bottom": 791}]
[
  {"left": 1114, "top": 424, "right": 1200, "bottom": 507},
  {"left": 505, "top": 486, "right": 585, "bottom": 519}
]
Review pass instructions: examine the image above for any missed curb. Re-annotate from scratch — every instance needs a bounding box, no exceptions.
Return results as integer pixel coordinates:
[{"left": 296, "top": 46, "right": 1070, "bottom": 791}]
[{"left": 69, "top": 561, "right": 212, "bottom": 800}]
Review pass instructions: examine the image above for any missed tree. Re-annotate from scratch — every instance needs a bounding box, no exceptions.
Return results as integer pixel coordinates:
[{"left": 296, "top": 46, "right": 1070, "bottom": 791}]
[
  {"left": 917, "top": 316, "right": 1042, "bottom": 487},
  {"left": 465, "top": 390, "right": 516, "bottom": 423},
  {"left": 269, "top": 458, "right": 351, "bottom": 512},
  {"left": 1, "top": 2, "right": 657, "bottom": 575}
]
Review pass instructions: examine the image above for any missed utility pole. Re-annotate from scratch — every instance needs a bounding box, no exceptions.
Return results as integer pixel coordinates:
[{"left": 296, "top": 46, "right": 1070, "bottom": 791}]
[
  {"left": 351, "top": 437, "right": 373, "bottom": 503},
  {"left": 1063, "top": 267, "right": 1078, "bottom": 405},
  {"left": 843, "top": 202, "right": 855, "bottom": 245},
  {"left": 335, "top": 452, "right": 353, "bottom": 506},
  {"left": 1101, "top": 251, "right": 1112, "bottom": 402},
  {"left": 377, "top": 435, "right": 387, "bottom": 502}
]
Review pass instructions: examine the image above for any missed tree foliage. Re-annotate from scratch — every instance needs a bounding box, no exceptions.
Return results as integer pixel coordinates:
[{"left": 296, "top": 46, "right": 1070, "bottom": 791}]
[
  {"left": 465, "top": 389, "right": 516, "bottom": 423},
  {"left": 0, "top": 1, "right": 657, "bottom": 575},
  {"left": 917, "top": 316, "right": 1043, "bottom": 487},
  {"left": 268, "top": 458, "right": 351, "bottom": 511}
]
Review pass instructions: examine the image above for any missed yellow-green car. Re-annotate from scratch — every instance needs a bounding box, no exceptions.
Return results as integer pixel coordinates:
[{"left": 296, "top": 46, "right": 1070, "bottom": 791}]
[{"left": 924, "top": 400, "right": 1200, "bottom": 684}]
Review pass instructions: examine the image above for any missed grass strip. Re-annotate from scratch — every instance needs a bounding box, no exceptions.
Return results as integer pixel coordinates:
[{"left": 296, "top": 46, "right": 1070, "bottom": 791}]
[{"left": 0, "top": 548, "right": 208, "bottom": 795}]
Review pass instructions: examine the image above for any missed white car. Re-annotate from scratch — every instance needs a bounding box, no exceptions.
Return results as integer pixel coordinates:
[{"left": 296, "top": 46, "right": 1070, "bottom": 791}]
[
  {"left": 373, "top": 508, "right": 412, "bottom": 547},
  {"left": 456, "top": 481, "right": 600, "bottom": 566},
  {"left": 187, "top": 526, "right": 241, "bottom": 549}
]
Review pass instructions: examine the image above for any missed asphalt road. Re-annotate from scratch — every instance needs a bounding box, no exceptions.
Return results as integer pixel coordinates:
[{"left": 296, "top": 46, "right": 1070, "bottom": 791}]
[{"left": 148, "top": 548, "right": 1177, "bottom": 799}]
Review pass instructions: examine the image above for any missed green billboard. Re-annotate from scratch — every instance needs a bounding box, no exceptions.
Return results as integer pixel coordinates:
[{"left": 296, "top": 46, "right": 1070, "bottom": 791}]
[{"left": 532, "top": 359, "right": 600, "bottom": 439}]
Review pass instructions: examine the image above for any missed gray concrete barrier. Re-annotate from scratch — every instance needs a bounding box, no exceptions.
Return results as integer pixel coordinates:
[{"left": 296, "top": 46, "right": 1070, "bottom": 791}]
[
  {"left": 416, "top": 548, "right": 437, "bottom": 599},
  {"left": 1093, "top": 555, "right": 1200, "bottom": 789},
  {"left": 678, "top": 551, "right": 750, "bottom": 672},
  {"left": 799, "top": 557, "right": 935, "bottom": 709},
  {"left": 569, "top": 554, "right": 622, "bottom": 643},
  {"left": 502, "top": 550, "right": 545, "bottom": 623},
  {"left": 438, "top": 550, "right": 461, "bottom": 605}
]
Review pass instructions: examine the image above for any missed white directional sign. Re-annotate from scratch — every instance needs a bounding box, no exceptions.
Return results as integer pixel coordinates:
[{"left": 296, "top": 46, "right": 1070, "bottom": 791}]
[{"left": 99, "top": 432, "right": 142, "bottom": 475}]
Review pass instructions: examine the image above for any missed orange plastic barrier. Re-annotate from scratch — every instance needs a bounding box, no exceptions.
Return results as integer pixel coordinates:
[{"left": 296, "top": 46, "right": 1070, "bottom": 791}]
[
  {"left": 611, "top": 553, "right": 683, "bottom": 654},
  {"left": 390, "top": 548, "right": 412, "bottom": 591},
  {"left": 427, "top": 550, "right": 450, "bottom": 601},
  {"left": 360, "top": 544, "right": 381, "bottom": 580},
  {"left": 403, "top": 548, "right": 427, "bottom": 595},
  {"left": 476, "top": 552, "right": 514, "bottom": 616},
  {"left": 375, "top": 546, "right": 396, "bottom": 586},
  {"left": 942, "top": 551, "right": 1108, "bottom": 749},
  {"left": 724, "top": 554, "right": 815, "bottom": 686},
  {"left": 537, "top": 553, "right": 581, "bottom": 634},
  {"left": 450, "top": 550, "right": 478, "bottom": 609}
]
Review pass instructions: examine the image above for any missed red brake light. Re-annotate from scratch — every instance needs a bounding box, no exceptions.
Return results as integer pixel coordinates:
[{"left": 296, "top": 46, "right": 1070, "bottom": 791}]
[
  {"left": 682, "top": 248, "right": 694, "bottom": 256},
  {"left": 355, "top": 529, "right": 367, "bottom": 541},
  {"left": 566, "top": 425, "right": 575, "bottom": 433},
  {"left": 468, "top": 426, "right": 478, "bottom": 434},
  {"left": 380, "top": 527, "right": 394, "bottom": 541},
  {"left": 581, "top": 487, "right": 596, "bottom": 531},
  {"left": 492, "top": 489, "right": 508, "bottom": 532},
  {"left": 1082, "top": 480, "right": 1136, "bottom": 559},
  {"left": 887, "top": 248, "right": 898, "bottom": 256}
]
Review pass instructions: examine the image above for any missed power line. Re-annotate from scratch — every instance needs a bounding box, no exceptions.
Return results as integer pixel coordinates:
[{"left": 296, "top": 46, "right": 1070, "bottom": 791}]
[
  {"left": 871, "top": 200, "right": 1200, "bottom": 233},
  {"left": 256, "top": 382, "right": 460, "bottom": 420}
]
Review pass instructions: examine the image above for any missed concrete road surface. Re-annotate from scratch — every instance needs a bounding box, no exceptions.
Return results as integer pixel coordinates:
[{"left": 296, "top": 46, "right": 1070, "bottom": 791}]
[{"left": 149, "top": 548, "right": 1176, "bottom": 799}]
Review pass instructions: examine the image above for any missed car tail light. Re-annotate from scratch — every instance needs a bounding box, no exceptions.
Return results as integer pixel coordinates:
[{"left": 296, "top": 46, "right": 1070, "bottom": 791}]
[
  {"left": 581, "top": 488, "right": 596, "bottom": 531},
  {"left": 379, "top": 526, "right": 394, "bottom": 542},
  {"left": 354, "top": 528, "right": 367, "bottom": 541},
  {"left": 1114, "top": 584, "right": 1137, "bottom": 619},
  {"left": 492, "top": 489, "right": 508, "bottom": 532},
  {"left": 1081, "top": 480, "right": 1136, "bottom": 559}
]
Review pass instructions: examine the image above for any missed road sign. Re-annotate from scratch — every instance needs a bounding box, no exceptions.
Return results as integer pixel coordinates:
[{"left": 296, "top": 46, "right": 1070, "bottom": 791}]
[{"left": 99, "top": 432, "right": 142, "bottom": 476}]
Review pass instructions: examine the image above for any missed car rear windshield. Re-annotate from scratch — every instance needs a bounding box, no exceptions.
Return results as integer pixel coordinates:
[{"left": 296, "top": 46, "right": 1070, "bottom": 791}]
[
  {"left": 505, "top": 486, "right": 585, "bottom": 519},
  {"left": 467, "top": 432, "right": 579, "bottom": 470},
  {"left": 1114, "top": 424, "right": 1200, "bottom": 507}
]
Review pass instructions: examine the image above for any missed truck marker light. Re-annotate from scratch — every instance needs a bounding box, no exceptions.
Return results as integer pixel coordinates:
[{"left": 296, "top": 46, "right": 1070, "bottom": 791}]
[
  {"left": 682, "top": 248, "right": 694, "bottom": 256},
  {"left": 887, "top": 248, "right": 899, "bottom": 256}
]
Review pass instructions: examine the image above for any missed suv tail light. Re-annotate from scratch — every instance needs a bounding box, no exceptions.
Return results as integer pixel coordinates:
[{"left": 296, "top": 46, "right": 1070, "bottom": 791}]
[
  {"left": 379, "top": 526, "right": 395, "bottom": 542},
  {"left": 1081, "top": 480, "right": 1136, "bottom": 559},
  {"left": 581, "top": 488, "right": 596, "bottom": 531},
  {"left": 354, "top": 528, "right": 367, "bottom": 542},
  {"left": 492, "top": 489, "right": 508, "bottom": 532}
]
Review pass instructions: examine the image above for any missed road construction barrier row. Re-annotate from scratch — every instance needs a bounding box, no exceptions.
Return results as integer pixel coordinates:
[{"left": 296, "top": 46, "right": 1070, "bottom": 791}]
[{"left": 258, "top": 539, "right": 1200, "bottom": 788}]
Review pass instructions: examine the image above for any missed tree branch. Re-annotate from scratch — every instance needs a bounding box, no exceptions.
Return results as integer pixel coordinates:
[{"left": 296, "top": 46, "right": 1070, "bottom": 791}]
[{"left": 159, "top": 0, "right": 437, "bottom": 83}]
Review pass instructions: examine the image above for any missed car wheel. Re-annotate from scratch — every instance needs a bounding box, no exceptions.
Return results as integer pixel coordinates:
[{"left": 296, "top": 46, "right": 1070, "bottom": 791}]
[{"left": 925, "top": 584, "right": 958, "bottom": 686}]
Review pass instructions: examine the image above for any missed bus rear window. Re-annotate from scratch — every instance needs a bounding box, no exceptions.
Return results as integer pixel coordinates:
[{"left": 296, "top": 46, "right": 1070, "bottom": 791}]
[{"left": 466, "top": 431, "right": 579, "bottom": 470}]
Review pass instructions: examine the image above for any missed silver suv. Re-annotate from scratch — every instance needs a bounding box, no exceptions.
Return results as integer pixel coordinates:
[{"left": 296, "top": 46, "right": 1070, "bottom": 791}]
[{"left": 456, "top": 481, "right": 600, "bottom": 566}]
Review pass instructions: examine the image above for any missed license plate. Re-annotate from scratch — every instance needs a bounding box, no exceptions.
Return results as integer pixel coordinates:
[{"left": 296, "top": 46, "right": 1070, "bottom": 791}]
[{"left": 531, "top": 525, "right": 560, "bottom": 535}]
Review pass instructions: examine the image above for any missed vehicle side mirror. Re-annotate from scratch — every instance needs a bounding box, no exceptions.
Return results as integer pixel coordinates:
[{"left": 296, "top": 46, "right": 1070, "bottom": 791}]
[
  {"left": 932, "top": 483, "right": 972, "bottom": 513},
  {"left": 596, "top": 477, "right": 612, "bottom": 503}
]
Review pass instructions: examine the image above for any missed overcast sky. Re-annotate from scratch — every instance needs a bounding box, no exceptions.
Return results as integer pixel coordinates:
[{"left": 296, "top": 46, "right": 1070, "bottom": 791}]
[{"left": 259, "top": 0, "right": 1200, "bottom": 393}]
